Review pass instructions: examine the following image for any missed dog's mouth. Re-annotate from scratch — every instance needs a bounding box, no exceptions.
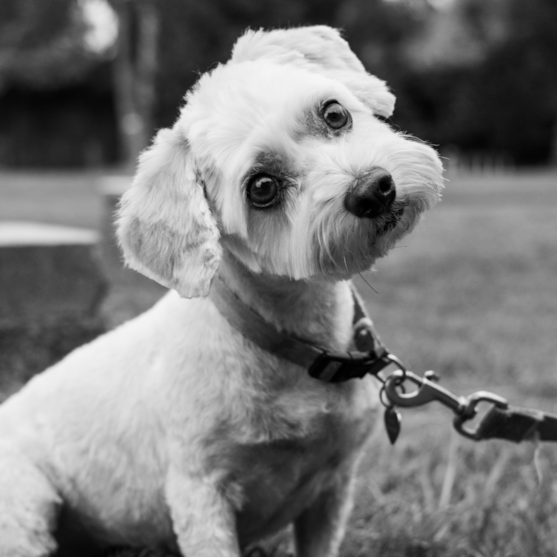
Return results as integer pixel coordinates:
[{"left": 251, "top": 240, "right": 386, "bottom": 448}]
[{"left": 375, "top": 204, "right": 405, "bottom": 235}]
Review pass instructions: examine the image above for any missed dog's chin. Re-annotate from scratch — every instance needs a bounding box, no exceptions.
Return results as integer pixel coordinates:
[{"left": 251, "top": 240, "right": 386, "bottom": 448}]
[
  {"left": 332, "top": 203, "right": 422, "bottom": 278},
  {"left": 374, "top": 204, "right": 405, "bottom": 237}
]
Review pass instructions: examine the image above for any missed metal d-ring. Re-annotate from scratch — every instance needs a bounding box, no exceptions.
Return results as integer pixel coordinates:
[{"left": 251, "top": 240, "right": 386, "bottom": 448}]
[
  {"left": 383, "top": 368, "right": 511, "bottom": 441},
  {"left": 383, "top": 353, "right": 409, "bottom": 381},
  {"left": 453, "top": 391, "right": 509, "bottom": 440}
]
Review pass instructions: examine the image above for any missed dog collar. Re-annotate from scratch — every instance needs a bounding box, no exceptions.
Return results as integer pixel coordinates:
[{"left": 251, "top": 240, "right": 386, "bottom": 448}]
[{"left": 209, "top": 275, "right": 392, "bottom": 383}]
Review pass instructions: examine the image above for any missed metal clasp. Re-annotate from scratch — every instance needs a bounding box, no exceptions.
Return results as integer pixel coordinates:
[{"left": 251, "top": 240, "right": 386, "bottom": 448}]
[
  {"left": 453, "top": 391, "right": 509, "bottom": 440},
  {"left": 384, "top": 368, "right": 509, "bottom": 440},
  {"left": 384, "top": 369, "right": 468, "bottom": 413}
]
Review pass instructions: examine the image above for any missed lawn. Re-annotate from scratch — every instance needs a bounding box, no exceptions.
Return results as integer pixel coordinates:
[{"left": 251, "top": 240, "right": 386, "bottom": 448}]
[
  {"left": 1, "top": 168, "right": 556, "bottom": 555},
  {"left": 0, "top": 170, "right": 104, "bottom": 228},
  {"left": 346, "top": 169, "right": 557, "bottom": 557}
]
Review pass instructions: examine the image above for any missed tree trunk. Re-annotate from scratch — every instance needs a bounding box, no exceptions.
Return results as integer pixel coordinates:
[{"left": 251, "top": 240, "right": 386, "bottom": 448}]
[
  {"left": 111, "top": 0, "right": 159, "bottom": 169},
  {"left": 136, "top": 0, "right": 159, "bottom": 138},
  {"left": 550, "top": 113, "right": 557, "bottom": 166}
]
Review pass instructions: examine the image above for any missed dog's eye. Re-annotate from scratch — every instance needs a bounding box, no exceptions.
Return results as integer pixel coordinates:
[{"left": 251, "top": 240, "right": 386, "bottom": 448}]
[
  {"left": 322, "top": 101, "right": 350, "bottom": 130},
  {"left": 247, "top": 174, "right": 280, "bottom": 208}
]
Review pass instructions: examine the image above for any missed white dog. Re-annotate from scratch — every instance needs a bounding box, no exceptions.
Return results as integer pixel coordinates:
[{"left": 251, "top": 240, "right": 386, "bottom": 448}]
[{"left": 0, "top": 26, "right": 443, "bottom": 557}]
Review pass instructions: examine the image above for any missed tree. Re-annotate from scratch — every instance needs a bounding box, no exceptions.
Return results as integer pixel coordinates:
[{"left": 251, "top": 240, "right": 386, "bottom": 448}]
[
  {"left": 455, "top": 0, "right": 557, "bottom": 165},
  {"left": 505, "top": 0, "right": 557, "bottom": 164},
  {"left": 109, "top": 0, "right": 159, "bottom": 167},
  {"left": 0, "top": 0, "right": 96, "bottom": 91},
  {"left": 0, "top": 0, "right": 157, "bottom": 167}
]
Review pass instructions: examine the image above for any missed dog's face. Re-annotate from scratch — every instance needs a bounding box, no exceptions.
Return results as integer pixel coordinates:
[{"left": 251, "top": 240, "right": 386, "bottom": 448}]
[{"left": 118, "top": 26, "right": 444, "bottom": 297}]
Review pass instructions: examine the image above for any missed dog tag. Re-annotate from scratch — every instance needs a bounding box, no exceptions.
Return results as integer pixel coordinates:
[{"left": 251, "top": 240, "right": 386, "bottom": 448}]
[{"left": 384, "top": 405, "right": 402, "bottom": 445}]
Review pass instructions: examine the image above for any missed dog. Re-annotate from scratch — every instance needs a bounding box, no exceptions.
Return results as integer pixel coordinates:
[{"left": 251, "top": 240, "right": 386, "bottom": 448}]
[{"left": 0, "top": 26, "right": 443, "bottom": 557}]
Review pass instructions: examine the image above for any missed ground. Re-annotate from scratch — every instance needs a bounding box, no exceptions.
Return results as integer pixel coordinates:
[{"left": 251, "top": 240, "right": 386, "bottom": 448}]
[{"left": 0, "top": 168, "right": 556, "bottom": 556}]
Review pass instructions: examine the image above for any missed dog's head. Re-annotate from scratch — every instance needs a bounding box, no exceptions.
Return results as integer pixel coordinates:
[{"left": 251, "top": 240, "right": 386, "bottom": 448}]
[{"left": 117, "top": 26, "right": 444, "bottom": 298}]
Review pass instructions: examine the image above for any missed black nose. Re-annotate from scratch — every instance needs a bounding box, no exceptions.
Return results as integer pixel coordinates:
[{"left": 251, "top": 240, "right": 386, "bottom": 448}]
[{"left": 344, "top": 168, "right": 396, "bottom": 219}]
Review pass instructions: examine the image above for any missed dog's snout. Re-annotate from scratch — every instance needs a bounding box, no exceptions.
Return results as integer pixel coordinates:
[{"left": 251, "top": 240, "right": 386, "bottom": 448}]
[{"left": 344, "top": 167, "right": 396, "bottom": 219}]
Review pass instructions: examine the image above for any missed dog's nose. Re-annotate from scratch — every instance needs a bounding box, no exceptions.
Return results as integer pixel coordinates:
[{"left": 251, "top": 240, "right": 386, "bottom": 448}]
[{"left": 345, "top": 168, "right": 396, "bottom": 219}]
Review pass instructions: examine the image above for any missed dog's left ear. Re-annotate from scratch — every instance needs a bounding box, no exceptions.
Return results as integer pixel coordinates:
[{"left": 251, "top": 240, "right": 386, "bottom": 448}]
[
  {"left": 231, "top": 25, "right": 395, "bottom": 118},
  {"left": 117, "top": 128, "right": 221, "bottom": 298}
]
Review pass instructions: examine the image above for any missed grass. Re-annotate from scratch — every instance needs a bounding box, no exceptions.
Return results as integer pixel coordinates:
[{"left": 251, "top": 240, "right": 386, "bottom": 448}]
[
  {"left": 358, "top": 170, "right": 557, "bottom": 390},
  {"left": 0, "top": 170, "right": 103, "bottom": 229},
  {"left": 1, "top": 168, "right": 557, "bottom": 555},
  {"left": 344, "top": 169, "right": 557, "bottom": 557}
]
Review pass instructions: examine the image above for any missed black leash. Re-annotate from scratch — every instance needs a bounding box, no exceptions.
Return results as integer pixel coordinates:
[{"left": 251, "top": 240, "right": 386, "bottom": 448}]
[{"left": 381, "top": 364, "right": 557, "bottom": 444}]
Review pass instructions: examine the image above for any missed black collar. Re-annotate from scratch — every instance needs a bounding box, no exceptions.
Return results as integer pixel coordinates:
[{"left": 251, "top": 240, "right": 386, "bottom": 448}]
[{"left": 209, "top": 275, "right": 392, "bottom": 383}]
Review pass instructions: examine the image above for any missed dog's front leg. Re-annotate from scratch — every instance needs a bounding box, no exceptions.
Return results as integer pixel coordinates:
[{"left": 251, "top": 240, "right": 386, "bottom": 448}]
[
  {"left": 165, "top": 470, "right": 240, "bottom": 557},
  {"left": 293, "top": 465, "right": 357, "bottom": 557}
]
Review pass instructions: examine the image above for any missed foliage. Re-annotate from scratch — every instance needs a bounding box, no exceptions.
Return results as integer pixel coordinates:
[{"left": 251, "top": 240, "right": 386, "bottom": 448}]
[
  {"left": 1, "top": 0, "right": 557, "bottom": 166},
  {"left": 0, "top": 0, "right": 99, "bottom": 90},
  {"left": 388, "top": 0, "right": 557, "bottom": 165}
]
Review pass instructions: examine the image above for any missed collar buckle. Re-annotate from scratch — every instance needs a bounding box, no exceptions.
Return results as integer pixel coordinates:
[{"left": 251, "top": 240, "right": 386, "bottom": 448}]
[{"left": 308, "top": 347, "right": 391, "bottom": 383}]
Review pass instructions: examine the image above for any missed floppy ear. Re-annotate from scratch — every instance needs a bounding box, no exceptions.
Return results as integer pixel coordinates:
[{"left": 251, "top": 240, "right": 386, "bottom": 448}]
[
  {"left": 231, "top": 25, "right": 395, "bottom": 118},
  {"left": 117, "top": 128, "right": 221, "bottom": 298}
]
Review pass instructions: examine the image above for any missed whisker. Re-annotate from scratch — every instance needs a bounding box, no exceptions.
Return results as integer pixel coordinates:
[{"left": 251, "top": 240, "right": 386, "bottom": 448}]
[{"left": 358, "top": 272, "right": 378, "bottom": 295}]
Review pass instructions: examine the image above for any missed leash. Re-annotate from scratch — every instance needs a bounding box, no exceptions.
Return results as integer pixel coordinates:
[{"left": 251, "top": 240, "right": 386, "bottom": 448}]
[
  {"left": 210, "top": 277, "right": 557, "bottom": 445},
  {"left": 378, "top": 363, "right": 557, "bottom": 445}
]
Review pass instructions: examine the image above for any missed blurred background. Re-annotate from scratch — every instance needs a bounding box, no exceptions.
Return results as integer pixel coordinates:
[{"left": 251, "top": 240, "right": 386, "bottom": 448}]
[
  {"left": 1, "top": 1, "right": 557, "bottom": 556},
  {"left": 1, "top": 0, "right": 556, "bottom": 169}
]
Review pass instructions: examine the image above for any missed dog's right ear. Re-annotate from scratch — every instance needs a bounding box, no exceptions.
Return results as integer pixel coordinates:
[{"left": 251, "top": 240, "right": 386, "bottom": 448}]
[{"left": 117, "top": 128, "right": 221, "bottom": 298}]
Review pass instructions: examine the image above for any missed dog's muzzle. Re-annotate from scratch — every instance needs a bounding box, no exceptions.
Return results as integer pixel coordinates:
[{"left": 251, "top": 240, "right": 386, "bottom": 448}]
[{"left": 344, "top": 167, "right": 396, "bottom": 219}]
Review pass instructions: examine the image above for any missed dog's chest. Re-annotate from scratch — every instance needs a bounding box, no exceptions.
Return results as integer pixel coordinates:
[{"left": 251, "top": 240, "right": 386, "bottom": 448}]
[{"left": 213, "top": 377, "right": 379, "bottom": 542}]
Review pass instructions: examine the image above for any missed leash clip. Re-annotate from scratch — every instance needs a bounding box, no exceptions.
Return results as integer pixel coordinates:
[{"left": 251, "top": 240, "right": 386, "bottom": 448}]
[
  {"left": 384, "top": 368, "right": 509, "bottom": 439},
  {"left": 384, "top": 369, "right": 468, "bottom": 413},
  {"left": 453, "top": 391, "right": 509, "bottom": 440}
]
